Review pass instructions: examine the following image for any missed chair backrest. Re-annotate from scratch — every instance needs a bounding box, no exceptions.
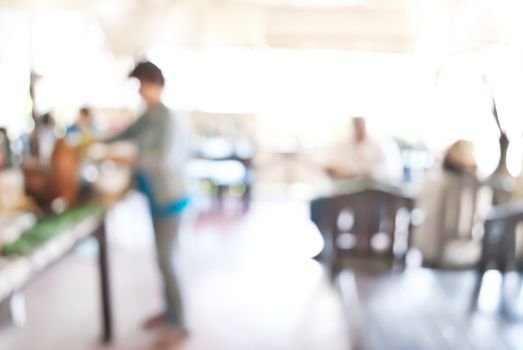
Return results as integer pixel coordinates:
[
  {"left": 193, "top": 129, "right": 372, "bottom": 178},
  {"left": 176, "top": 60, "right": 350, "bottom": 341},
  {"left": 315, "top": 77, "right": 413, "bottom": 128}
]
[
  {"left": 481, "top": 202, "right": 523, "bottom": 272},
  {"left": 311, "top": 187, "right": 414, "bottom": 266}
]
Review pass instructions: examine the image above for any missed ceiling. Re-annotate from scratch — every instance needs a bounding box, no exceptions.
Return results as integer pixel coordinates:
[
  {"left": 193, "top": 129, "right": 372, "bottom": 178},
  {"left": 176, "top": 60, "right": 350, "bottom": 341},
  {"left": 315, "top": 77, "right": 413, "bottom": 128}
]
[{"left": 0, "top": 0, "right": 521, "bottom": 56}]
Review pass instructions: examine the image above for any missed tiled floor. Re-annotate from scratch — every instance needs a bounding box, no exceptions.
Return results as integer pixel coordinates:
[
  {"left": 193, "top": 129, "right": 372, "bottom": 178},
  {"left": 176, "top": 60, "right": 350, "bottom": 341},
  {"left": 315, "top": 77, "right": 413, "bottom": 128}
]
[{"left": 0, "top": 193, "right": 349, "bottom": 350}]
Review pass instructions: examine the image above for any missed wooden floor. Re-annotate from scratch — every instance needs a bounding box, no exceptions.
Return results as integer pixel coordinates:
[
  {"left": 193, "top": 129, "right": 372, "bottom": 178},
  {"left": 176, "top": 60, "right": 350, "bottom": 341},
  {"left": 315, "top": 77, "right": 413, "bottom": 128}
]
[
  {"left": 0, "top": 194, "right": 522, "bottom": 350},
  {"left": 339, "top": 268, "right": 523, "bottom": 350}
]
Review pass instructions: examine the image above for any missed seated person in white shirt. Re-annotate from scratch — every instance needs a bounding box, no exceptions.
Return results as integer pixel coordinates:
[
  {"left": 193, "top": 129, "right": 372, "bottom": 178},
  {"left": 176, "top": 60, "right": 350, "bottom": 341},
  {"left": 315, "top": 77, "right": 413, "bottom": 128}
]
[{"left": 324, "top": 117, "right": 403, "bottom": 184}]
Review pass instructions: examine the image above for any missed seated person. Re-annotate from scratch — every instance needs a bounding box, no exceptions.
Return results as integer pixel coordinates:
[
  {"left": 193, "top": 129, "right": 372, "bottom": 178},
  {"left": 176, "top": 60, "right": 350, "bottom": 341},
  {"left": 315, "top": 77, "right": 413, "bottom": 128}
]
[
  {"left": 413, "top": 140, "right": 492, "bottom": 267},
  {"left": 324, "top": 117, "right": 403, "bottom": 184}
]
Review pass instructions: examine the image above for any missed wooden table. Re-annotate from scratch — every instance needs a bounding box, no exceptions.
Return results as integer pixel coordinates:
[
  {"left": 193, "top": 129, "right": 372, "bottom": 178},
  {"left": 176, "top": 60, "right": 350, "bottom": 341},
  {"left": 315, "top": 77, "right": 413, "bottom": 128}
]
[{"left": 0, "top": 210, "right": 113, "bottom": 342}]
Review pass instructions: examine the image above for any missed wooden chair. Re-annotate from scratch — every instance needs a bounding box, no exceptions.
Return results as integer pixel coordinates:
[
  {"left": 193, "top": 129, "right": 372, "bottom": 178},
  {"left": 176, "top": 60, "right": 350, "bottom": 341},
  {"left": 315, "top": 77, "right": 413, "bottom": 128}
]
[
  {"left": 310, "top": 184, "right": 414, "bottom": 350},
  {"left": 471, "top": 202, "right": 523, "bottom": 318},
  {"left": 311, "top": 185, "right": 414, "bottom": 277}
]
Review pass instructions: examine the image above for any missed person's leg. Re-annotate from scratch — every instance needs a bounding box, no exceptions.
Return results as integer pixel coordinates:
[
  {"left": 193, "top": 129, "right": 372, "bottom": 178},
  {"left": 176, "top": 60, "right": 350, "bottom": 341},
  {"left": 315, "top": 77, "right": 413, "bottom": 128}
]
[{"left": 152, "top": 215, "right": 185, "bottom": 330}]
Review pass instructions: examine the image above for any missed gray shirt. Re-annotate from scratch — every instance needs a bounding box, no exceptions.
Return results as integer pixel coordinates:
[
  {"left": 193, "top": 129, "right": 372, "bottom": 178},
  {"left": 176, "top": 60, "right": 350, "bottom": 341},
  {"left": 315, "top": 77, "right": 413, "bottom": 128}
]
[{"left": 110, "top": 104, "right": 190, "bottom": 206}]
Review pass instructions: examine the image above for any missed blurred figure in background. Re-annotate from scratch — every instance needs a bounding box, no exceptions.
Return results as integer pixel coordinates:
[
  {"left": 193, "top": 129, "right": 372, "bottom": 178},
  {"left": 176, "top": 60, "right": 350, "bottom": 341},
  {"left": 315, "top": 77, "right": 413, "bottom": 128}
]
[
  {"left": 108, "top": 61, "right": 191, "bottom": 347},
  {"left": 0, "top": 128, "right": 11, "bottom": 169},
  {"left": 441, "top": 140, "right": 478, "bottom": 174},
  {"left": 35, "top": 113, "right": 57, "bottom": 167},
  {"left": 325, "top": 117, "right": 403, "bottom": 183},
  {"left": 66, "top": 107, "right": 96, "bottom": 146},
  {"left": 414, "top": 140, "right": 491, "bottom": 267}
]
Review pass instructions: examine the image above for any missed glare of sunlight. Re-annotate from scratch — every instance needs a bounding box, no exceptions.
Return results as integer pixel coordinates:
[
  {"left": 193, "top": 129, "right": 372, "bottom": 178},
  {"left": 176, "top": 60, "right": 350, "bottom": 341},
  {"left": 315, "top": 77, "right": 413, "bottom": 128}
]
[
  {"left": 0, "top": 11, "right": 31, "bottom": 138},
  {"left": 478, "top": 269, "right": 503, "bottom": 313}
]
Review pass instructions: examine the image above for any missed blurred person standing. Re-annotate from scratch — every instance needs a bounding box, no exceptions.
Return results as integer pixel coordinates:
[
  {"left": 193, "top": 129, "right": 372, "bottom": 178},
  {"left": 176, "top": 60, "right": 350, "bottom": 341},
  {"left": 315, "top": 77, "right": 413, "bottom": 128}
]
[
  {"left": 35, "top": 112, "right": 57, "bottom": 166},
  {"left": 325, "top": 117, "right": 403, "bottom": 183},
  {"left": 0, "top": 127, "right": 11, "bottom": 169},
  {"left": 108, "top": 61, "right": 191, "bottom": 347}
]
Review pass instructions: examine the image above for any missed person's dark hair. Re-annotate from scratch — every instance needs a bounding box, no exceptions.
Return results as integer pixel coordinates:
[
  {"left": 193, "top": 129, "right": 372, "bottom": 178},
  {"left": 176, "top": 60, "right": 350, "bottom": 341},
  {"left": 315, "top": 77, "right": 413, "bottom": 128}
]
[
  {"left": 41, "top": 112, "right": 54, "bottom": 126},
  {"left": 129, "top": 61, "right": 165, "bottom": 86},
  {"left": 79, "top": 107, "right": 91, "bottom": 117},
  {"left": 442, "top": 158, "right": 465, "bottom": 174}
]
